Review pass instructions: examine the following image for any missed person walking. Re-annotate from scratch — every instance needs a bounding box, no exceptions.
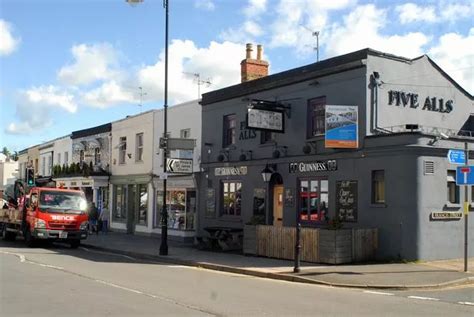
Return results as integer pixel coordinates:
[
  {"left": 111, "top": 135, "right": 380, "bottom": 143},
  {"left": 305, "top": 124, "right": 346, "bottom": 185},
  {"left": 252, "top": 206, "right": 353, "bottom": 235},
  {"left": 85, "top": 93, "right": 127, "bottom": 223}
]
[
  {"left": 100, "top": 206, "right": 109, "bottom": 234},
  {"left": 88, "top": 202, "right": 99, "bottom": 235}
]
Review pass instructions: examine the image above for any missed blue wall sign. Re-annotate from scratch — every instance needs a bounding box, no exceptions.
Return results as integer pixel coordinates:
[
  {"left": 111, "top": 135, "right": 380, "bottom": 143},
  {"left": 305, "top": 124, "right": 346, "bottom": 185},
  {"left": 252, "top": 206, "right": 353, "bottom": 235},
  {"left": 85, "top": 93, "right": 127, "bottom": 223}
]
[
  {"left": 448, "top": 150, "right": 466, "bottom": 165},
  {"left": 456, "top": 166, "right": 474, "bottom": 185}
]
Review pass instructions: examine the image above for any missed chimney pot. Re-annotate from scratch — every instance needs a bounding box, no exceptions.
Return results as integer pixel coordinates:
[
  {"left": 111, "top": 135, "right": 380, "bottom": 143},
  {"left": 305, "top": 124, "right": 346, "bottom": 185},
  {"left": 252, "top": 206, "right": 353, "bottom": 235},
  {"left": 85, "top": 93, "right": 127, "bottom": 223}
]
[
  {"left": 246, "top": 43, "right": 253, "bottom": 59},
  {"left": 257, "top": 45, "right": 262, "bottom": 60}
]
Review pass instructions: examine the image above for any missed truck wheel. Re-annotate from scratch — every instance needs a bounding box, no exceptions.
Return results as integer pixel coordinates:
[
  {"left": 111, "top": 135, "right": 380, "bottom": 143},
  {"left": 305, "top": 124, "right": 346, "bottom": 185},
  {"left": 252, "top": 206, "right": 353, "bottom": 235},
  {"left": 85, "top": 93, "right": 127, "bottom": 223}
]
[
  {"left": 69, "top": 240, "right": 81, "bottom": 249},
  {"left": 2, "top": 224, "right": 16, "bottom": 241},
  {"left": 24, "top": 229, "right": 36, "bottom": 248}
]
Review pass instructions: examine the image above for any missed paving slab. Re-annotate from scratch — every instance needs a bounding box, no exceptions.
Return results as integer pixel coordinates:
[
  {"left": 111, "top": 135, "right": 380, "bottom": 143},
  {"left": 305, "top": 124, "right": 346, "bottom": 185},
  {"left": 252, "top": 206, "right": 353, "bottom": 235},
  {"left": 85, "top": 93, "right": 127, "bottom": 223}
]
[{"left": 82, "top": 232, "right": 474, "bottom": 289}]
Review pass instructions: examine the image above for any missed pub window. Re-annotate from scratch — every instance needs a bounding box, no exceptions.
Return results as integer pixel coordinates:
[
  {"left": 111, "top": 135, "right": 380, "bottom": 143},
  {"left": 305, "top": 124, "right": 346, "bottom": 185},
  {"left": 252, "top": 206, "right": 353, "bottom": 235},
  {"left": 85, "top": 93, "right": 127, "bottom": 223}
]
[
  {"left": 299, "top": 178, "right": 328, "bottom": 222},
  {"left": 447, "top": 170, "right": 459, "bottom": 204},
  {"left": 223, "top": 114, "right": 236, "bottom": 148},
  {"left": 260, "top": 131, "right": 275, "bottom": 144},
  {"left": 94, "top": 148, "right": 101, "bottom": 165},
  {"left": 307, "top": 96, "right": 326, "bottom": 138},
  {"left": 252, "top": 188, "right": 266, "bottom": 217},
  {"left": 221, "top": 181, "right": 242, "bottom": 216},
  {"left": 372, "top": 170, "right": 385, "bottom": 204},
  {"left": 119, "top": 137, "right": 127, "bottom": 164},
  {"left": 135, "top": 133, "right": 144, "bottom": 162}
]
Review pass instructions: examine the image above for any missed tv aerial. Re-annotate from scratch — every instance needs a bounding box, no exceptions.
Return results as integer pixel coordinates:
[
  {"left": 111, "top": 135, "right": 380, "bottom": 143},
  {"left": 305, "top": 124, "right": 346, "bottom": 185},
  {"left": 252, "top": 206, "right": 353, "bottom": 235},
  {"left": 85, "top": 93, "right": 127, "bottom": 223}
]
[
  {"left": 301, "top": 25, "right": 320, "bottom": 62},
  {"left": 183, "top": 72, "right": 212, "bottom": 99}
]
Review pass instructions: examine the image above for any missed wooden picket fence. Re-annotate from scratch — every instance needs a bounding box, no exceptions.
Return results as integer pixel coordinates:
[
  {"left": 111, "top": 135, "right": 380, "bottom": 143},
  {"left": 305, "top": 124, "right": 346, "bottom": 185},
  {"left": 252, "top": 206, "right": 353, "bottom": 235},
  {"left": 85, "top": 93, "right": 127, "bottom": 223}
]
[{"left": 253, "top": 225, "right": 377, "bottom": 264}]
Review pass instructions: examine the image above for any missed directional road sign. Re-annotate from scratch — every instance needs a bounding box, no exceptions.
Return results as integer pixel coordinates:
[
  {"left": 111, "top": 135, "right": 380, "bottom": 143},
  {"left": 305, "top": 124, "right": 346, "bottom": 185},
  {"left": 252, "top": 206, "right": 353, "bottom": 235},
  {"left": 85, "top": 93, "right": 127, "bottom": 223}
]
[
  {"left": 456, "top": 166, "right": 474, "bottom": 185},
  {"left": 166, "top": 158, "right": 193, "bottom": 174},
  {"left": 448, "top": 150, "right": 466, "bottom": 165}
]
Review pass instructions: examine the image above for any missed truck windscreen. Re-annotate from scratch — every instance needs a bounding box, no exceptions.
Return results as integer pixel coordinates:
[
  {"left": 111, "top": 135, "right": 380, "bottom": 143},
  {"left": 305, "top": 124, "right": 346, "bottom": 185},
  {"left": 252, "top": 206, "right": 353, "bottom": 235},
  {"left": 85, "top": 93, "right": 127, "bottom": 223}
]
[{"left": 39, "top": 191, "right": 87, "bottom": 214}]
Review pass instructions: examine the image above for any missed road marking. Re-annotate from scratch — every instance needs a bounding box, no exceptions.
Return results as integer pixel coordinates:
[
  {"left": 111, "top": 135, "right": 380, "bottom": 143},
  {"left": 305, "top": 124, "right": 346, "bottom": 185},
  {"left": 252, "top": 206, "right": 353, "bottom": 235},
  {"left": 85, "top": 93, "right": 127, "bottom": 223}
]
[
  {"left": 363, "top": 291, "right": 394, "bottom": 296},
  {"left": 408, "top": 296, "right": 440, "bottom": 301},
  {"left": 0, "top": 250, "right": 64, "bottom": 270},
  {"left": 458, "top": 302, "right": 474, "bottom": 306}
]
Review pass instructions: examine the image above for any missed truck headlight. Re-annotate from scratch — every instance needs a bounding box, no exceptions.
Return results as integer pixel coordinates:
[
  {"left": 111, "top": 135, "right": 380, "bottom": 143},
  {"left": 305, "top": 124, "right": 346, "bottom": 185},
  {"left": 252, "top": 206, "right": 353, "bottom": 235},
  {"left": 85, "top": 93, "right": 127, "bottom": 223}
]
[
  {"left": 35, "top": 219, "right": 47, "bottom": 229},
  {"left": 80, "top": 221, "right": 89, "bottom": 230}
]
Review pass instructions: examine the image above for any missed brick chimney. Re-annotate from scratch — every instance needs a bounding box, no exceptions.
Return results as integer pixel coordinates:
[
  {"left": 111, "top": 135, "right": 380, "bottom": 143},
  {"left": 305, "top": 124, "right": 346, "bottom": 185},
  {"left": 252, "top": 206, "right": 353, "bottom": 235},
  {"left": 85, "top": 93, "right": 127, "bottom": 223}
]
[{"left": 240, "top": 43, "right": 269, "bottom": 83}]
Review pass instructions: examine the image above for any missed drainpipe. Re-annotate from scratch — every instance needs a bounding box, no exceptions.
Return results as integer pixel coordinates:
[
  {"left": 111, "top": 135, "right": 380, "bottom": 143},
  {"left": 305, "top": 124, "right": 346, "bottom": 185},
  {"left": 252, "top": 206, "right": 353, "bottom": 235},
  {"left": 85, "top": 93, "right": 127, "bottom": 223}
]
[{"left": 370, "top": 72, "right": 391, "bottom": 134}]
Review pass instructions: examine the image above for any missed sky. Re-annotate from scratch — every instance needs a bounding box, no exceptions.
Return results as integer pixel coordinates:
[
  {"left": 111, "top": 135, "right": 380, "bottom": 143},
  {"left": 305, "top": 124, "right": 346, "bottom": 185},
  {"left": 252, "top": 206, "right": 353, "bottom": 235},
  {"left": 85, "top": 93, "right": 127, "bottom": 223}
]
[{"left": 0, "top": 0, "right": 473, "bottom": 152}]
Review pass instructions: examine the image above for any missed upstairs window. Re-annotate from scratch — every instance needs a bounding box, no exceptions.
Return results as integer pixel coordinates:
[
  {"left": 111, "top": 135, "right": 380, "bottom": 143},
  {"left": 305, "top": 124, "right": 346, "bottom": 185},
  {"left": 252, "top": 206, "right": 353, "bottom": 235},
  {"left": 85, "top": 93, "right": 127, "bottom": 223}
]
[
  {"left": 180, "top": 128, "right": 191, "bottom": 139},
  {"left": 223, "top": 114, "right": 236, "bottom": 148},
  {"left": 136, "top": 133, "right": 144, "bottom": 162},
  {"left": 307, "top": 96, "right": 326, "bottom": 138},
  {"left": 260, "top": 131, "right": 275, "bottom": 144},
  {"left": 94, "top": 148, "right": 101, "bottom": 165},
  {"left": 119, "top": 137, "right": 127, "bottom": 164},
  {"left": 372, "top": 170, "right": 385, "bottom": 204}
]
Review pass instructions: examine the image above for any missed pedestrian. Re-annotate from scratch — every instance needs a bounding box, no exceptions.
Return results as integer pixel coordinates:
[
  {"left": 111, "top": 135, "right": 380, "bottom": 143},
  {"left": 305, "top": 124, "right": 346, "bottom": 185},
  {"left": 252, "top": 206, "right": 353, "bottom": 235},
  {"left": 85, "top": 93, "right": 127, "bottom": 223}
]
[
  {"left": 88, "top": 202, "right": 99, "bottom": 235},
  {"left": 100, "top": 206, "right": 109, "bottom": 234}
]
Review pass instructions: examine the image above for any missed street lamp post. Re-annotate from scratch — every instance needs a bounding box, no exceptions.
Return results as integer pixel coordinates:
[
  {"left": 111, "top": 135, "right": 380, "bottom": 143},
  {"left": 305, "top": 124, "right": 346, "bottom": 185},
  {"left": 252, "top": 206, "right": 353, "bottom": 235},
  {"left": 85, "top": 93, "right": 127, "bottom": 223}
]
[
  {"left": 126, "top": 0, "right": 169, "bottom": 255},
  {"left": 261, "top": 165, "right": 272, "bottom": 225}
]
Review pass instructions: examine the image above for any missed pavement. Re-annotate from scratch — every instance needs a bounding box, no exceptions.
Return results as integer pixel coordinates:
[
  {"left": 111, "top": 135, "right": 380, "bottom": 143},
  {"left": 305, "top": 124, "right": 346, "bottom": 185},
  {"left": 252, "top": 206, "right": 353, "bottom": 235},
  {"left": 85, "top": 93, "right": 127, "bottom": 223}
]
[{"left": 81, "top": 231, "right": 474, "bottom": 290}]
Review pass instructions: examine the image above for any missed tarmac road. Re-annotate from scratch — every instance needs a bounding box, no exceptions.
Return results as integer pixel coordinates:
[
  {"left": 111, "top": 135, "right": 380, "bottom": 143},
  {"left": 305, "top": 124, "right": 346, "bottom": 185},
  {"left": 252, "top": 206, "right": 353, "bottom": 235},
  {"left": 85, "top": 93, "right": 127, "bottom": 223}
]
[{"left": 1, "top": 241, "right": 473, "bottom": 317}]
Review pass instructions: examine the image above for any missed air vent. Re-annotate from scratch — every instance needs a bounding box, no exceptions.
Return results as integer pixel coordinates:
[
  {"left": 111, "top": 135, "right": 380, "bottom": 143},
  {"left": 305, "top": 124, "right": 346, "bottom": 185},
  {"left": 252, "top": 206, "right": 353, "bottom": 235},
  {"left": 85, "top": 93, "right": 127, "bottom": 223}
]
[{"left": 424, "top": 161, "right": 435, "bottom": 175}]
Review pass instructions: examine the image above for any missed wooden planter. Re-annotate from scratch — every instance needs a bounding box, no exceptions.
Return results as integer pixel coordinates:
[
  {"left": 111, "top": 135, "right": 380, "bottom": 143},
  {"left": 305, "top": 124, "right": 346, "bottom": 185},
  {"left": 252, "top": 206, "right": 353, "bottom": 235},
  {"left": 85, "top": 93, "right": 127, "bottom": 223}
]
[
  {"left": 318, "top": 229, "right": 352, "bottom": 264},
  {"left": 243, "top": 225, "right": 257, "bottom": 255}
]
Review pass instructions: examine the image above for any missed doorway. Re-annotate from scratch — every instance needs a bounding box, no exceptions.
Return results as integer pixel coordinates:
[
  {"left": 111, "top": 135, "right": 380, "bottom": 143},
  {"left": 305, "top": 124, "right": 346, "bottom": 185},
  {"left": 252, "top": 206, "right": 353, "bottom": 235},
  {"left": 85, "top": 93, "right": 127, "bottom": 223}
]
[{"left": 273, "top": 185, "right": 284, "bottom": 226}]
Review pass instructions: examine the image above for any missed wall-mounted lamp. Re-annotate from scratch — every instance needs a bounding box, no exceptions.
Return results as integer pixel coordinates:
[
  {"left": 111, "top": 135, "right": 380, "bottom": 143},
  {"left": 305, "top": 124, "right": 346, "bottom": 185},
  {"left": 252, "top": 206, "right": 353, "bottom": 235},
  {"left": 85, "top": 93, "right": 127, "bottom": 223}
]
[
  {"left": 239, "top": 150, "right": 253, "bottom": 161},
  {"left": 302, "top": 141, "right": 317, "bottom": 154},
  {"left": 273, "top": 145, "right": 288, "bottom": 158},
  {"left": 217, "top": 149, "right": 230, "bottom": 162}
]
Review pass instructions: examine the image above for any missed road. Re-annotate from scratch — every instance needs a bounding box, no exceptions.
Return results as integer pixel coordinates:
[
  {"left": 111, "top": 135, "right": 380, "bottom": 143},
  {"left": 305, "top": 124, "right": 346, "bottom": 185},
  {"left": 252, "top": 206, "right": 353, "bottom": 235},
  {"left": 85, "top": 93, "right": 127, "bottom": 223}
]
[{"left": 1, "top": 240, "right": 473, "bottom": 316}]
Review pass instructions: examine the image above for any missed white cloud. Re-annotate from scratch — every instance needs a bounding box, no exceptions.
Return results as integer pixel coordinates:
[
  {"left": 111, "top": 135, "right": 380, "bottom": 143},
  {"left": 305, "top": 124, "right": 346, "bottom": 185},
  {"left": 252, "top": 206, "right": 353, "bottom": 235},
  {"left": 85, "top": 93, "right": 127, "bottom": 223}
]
[
  {"left": 82, "top": 81, "right": 136, "bottom": 109},
  {"left": 5, "top": 86, "right": 77, "bottom": 135},
  {"left": 0, "top": 20, "right": 20, "bottom": 56},
  {"left": 58, "top": 43, "right": 120, "bottom": 86},
  {"left": 429, "top": 28, "right": 474, "bottom": 94},
  {"left": 395, "top": 3, "right": 436, "bottom": 24},
  {"left": 244, "top": 0, "right": 267, "bottom": 18},
  {"left": 195, "top": 0, "right": 215, "bottom": 11},
  {"left": 137, "top": 40, "right": 244, "bottom": 104},
  {"left": 440, "top": 3, "right": 473, "bottom": 21},
  {"left": 325, "top": 4, "right": 430, "bottom": 58}
]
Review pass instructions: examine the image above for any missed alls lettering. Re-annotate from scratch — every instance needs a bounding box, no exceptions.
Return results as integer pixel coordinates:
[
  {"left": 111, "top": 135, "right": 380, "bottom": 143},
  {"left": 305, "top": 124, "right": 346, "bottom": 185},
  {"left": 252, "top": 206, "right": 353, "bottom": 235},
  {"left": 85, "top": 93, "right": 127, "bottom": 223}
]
[
  {"left": 239, "top": 121, "right": 257, "bottom": 140},
  {"left": 388, "top": 90, "right": 453, "bottom": 113}
]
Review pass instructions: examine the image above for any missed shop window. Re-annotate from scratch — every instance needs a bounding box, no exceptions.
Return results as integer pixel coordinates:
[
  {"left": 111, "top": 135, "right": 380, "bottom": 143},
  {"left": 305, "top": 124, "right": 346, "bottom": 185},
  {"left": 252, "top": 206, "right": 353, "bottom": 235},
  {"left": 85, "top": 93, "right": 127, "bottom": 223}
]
[
  {"left": 221, "top": 181, "right": 242, "bottom": 216},
  {"left": 136, "top": 133, "right": 144, "bottom": 162},
  {"left": 119, "top": 137, "right": 127, "bottom": 164},
  {"left": 372, "top": 170, "right": 385, "bottom": 204},
  {"left": 94, "top": 148, "right": 101, "bottom": 165},
  {"left": 307, "top": 96, "right": 326, "bottom": 138},
  {"left": 299, "top": 179, "right": 328, "bottom": 222},
  {"left": 447, "top": 170, "right": 459, "bottom": 204},
  {"left": 260, "top": 131, "right": 275, "bottom": 144},
  {"left": 137, "top": 184, "right": 147, "bottom": 225},
  {"left": 223, "top": 114, "right": 236, "bottom": 148},
  {"left": 113, "top": 185, "right": 127, "bottom": 221},
  {"left": 155, "top": 189, "right": 193, "bottom": 230}
]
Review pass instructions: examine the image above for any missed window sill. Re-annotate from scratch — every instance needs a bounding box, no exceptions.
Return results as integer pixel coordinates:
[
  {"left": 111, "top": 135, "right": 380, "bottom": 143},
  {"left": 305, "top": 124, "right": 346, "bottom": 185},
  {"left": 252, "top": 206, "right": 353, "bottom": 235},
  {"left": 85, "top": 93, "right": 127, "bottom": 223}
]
[
  {"left": 370, "top": 203, "right": 387, "bottom": 208},
  {"left": 445, "top": 203, "right": 461, "bottom": 209}
]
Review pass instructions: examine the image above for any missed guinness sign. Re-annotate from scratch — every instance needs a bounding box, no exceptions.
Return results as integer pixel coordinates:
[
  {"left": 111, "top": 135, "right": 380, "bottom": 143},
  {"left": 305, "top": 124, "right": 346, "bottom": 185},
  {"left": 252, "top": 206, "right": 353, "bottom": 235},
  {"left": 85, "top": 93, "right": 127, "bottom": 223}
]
[{"left": 289, "top": 160, "right": 337, "bottom": 173}]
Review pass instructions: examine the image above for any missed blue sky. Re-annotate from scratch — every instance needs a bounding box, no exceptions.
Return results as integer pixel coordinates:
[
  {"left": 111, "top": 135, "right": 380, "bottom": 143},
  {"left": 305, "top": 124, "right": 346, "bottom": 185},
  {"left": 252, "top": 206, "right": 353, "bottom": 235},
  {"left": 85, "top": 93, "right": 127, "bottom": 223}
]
[{"left": 1, "top": 0, "right": 473, "bottom": 152}]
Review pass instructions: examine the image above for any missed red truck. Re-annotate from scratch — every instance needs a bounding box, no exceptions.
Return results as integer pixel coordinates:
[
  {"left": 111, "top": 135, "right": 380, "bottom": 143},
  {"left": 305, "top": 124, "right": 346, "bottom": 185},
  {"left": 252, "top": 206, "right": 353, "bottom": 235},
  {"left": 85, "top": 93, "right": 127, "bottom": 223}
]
[{"left": 1, "top": 180, "right": 89, "bottom": 248}]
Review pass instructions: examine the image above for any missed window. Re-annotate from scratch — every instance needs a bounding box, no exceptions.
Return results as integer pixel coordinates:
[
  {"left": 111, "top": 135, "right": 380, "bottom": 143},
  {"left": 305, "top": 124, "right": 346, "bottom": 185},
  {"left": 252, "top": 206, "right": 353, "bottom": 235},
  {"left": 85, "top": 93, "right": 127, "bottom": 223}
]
[
  {"left": 372, "top": 170, "right": 385, "bottom": 204},
  {"left": 299, "top": 179, "right": 328, "bottom": 222},
  {"left": 79, "top": 150, "right": 84, "bottom": 164},
  {"left": 180, "top": 128, "right": 191, "bottom": 139},
  {"left": 119, "top": 137, "right": 127, "bottom": 164},
  {"left": 307, "top": 97, "right": 326, "bottom": 138},
  {"left": 135, "top": 133, "right": 143, "bottom": 162},
  {"left": 42, "top": 157, "right": 46, "bottom": 176},
  {"left": 223, "top": 114, "right": 236, "bottom": 148},
  {"left": 94, "top": 148, "right": 101, "bottom": 165},
  {"left": 260, "top": 131, "right": 275, "bottom": 144},
  {"left": 57, "top": 153, "right": 61, "bottom": 166},
  {"left": 252, "top": 188, "right": 266, "bottom": 217},
  {"left": 155, "top": 189, "right": 190, "bottom": 230},
  {"left": 47, "top": 156, "right": 52, "bottom": 176},
  {"left": 221, "top": 181, "right": 242, "bottom": 216},
  {"left": 113, "top": 185, "right": 126, "bottom": 221},
  {"left": 137, "top": 184, "right": 147, "bottom": 225},
  {"left": 64, "top": 152, "right": 69, "bottom": 165},
  {"left": 448, "top": 170, "right": 459, "bottom": 204}
]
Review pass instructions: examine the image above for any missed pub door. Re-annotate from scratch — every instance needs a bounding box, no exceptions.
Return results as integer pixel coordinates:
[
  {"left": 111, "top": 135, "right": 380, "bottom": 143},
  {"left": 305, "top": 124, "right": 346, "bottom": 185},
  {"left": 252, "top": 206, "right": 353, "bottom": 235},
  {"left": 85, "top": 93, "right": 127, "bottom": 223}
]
[{"left": 273, "top": 185, "right": 284, "bottom": 226}]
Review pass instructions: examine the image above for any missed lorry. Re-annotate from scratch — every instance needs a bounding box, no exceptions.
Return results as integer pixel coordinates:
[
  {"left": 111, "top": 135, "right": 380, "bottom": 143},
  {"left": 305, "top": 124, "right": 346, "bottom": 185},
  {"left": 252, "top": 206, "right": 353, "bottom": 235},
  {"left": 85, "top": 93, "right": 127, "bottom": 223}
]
[{"left": 0, "top": 180, "right": 89, "bottom": 248}]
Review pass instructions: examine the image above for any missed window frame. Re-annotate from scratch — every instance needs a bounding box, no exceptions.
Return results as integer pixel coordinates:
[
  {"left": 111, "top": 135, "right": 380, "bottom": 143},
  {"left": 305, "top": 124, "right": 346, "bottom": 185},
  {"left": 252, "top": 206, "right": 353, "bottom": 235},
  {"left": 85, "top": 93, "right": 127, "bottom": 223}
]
[
  {"left": 220, "top": 180, "right": 242, "bottom": 217},
  {"left": 371, "top": 170, "right": 386, "bottom": 205},
  {"left": 119, "top": 137, "right": 127, "bottom": 164},
  {"left": 307, "top": 96, "right": 327, "bottom": 138},
  {"left": 222, "top": 114, "right": 237, "bottom": 148},
  {"left": 447, "top": 170, "right": 460, "bottom": 204},
  {"left": 135, "top": 133, "right": 144, "bottom": 162},
  {"left": 298, "top": 177, "right": 329, "bottom": 223},
  {"left": 113, "top": 185, "right": 127, "bottom": 222},
  {"left": 260, "top": 130, "right": 275, "bottom": 145}
]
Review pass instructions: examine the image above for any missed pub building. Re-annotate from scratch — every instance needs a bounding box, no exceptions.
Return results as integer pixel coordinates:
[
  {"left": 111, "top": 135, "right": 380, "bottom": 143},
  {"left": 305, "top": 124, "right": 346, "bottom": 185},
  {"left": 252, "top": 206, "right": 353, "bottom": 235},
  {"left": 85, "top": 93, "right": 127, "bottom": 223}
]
[{"left": 198, "top": 45, "right": 474, "bottom": 261}]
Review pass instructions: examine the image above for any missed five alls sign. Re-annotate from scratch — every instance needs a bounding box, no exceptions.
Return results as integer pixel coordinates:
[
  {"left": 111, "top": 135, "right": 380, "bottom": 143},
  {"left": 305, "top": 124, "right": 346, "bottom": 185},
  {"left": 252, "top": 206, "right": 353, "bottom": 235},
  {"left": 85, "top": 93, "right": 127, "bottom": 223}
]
[{"left": 388, "top": 90, "right": 454, "bottom": 113}]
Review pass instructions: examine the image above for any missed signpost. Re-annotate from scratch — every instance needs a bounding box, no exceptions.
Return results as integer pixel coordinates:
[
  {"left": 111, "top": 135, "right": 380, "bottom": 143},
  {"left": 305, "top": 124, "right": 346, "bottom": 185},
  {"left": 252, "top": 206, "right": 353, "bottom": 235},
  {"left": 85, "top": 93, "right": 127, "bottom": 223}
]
[{"left": 166, "top": 158, "right": 193, "bottom": 174}]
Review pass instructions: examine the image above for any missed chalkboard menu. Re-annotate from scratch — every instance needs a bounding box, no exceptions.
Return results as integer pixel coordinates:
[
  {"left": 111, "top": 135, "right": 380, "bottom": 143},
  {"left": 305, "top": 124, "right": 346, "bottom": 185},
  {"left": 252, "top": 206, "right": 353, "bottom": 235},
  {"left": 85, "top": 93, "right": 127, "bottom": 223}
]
[
  {"left": 336, "top": 180, "right": 358, "bottom": 222},
  {"left": 206, "top": 188, "right": 216, "bottom": 218}
]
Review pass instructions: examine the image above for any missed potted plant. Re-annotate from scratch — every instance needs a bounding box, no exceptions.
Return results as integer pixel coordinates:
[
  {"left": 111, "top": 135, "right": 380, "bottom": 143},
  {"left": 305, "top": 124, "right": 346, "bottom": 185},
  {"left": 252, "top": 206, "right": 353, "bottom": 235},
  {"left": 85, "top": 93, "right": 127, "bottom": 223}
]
[
  {"left": 243, "top": 215, "right": 265, "bottom": 255},
  {"left": 318, "top": 217, "right": 352, "bottom": 264}
]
